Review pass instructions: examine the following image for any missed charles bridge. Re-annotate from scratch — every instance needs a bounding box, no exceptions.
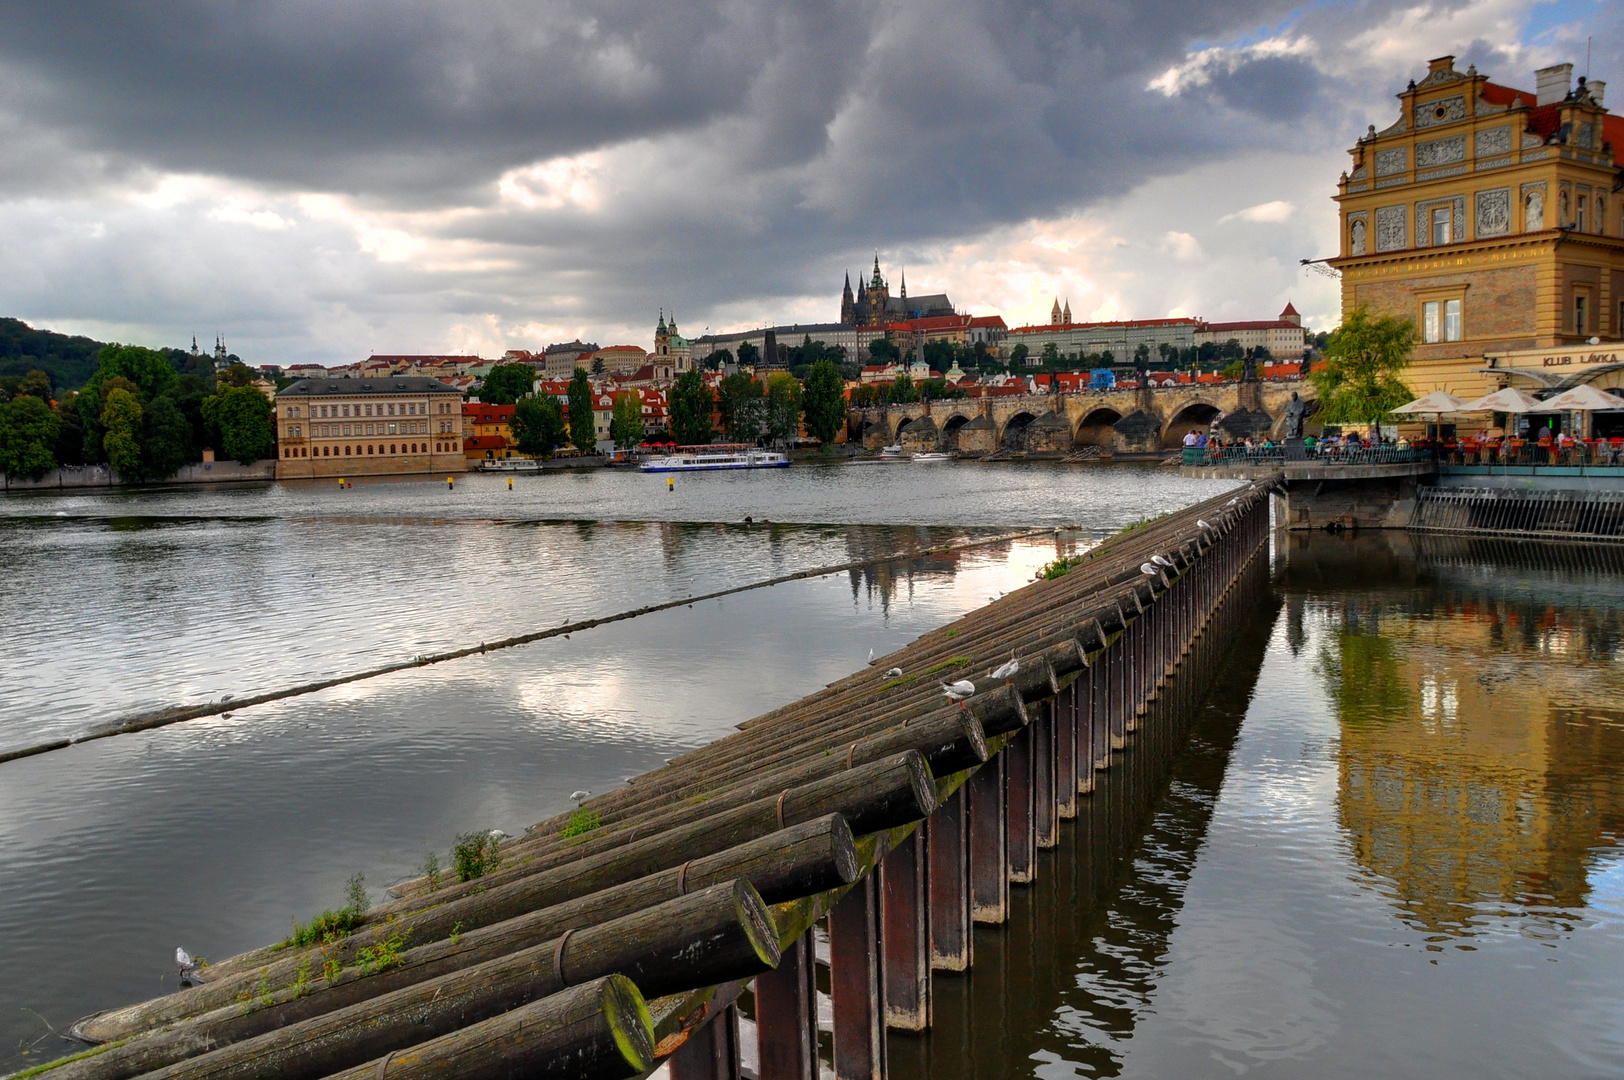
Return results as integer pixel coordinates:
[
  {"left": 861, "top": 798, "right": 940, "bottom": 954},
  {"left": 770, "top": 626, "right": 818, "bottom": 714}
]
[{"left": 848, "top": 379, "right": 1310, "bottom": 456}]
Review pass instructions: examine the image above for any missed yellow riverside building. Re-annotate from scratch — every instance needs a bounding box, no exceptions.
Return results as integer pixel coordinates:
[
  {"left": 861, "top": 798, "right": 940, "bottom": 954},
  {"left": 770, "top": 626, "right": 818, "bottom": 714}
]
[
  {"left": 1330, "top": 56, "right": 1624, "bottom": 402},
  {"left": 274, "top": 377, "right": 467, "bottom": 479}
]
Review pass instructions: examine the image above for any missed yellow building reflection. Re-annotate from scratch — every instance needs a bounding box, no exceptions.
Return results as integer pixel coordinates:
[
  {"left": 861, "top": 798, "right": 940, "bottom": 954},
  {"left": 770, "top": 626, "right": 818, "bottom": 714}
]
[{"left": 1326, "top": 595, "right": 1624, "bottom": 937}]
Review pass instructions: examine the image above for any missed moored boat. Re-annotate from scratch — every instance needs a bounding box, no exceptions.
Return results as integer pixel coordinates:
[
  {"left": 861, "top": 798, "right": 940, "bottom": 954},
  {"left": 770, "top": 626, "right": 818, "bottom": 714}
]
[
  {"left": 638, "top": 445, "right": 791, "bottom": 472},
  {"left": 911, "top": 452, "right": 952, "bottom": 462}
]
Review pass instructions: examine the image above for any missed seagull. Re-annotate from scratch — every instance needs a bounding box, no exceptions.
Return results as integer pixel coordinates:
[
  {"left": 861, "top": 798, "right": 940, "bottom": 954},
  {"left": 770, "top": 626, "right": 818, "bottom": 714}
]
[
  {"left": 221, "top": 712, "right": 234, "bottom": 720},
  {"left": 883, "top": 667, "right": 903, "bottom": 678},
  {"left": 990, "top": 652, "right": 1019, "bottom": 681},
  {"left": 570, "top": 790, "right": 591, "bottom": 805},
  {"left": 176, "top": 947, "right": 200, "bottom": 981},
  {"left": 1197, "top": 519, "right": 1210, "bottom": 529},
  {"left": 488, "top": 829, "right": 509, "bottom": 841},
  {"left": 1152, "top": 554, "right": 1173, "bottom": 567},
  {"left": 1141, "top": 563, "right": 1158, "bottom": 576},
  {"left": 867, "top": 648, "right": 875, "bottom": 665},
  {"left": 940, "top": 679, "right": 976, "bottom": 702},
  {"left": 1226, "top": 497, "right": 1238, "bottom": 506},
  {"left": 220, "top": 694, "right": 233, "bottom": 703}
]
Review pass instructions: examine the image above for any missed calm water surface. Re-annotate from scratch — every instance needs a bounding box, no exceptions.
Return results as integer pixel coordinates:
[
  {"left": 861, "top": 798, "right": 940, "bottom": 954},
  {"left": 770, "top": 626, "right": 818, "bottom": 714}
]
[
  {"left": 893, "top": 531, "right": 1624, "bottom": 1079},
  {"left": 0, "top": 463, "right": 1227, "bottom": 1071}
]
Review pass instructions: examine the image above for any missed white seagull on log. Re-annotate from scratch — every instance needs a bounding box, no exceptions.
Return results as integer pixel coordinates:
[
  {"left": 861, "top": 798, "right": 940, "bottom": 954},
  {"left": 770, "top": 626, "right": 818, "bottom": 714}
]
[
  {"left": 883, "top": 667, "right": 903, "bottom": 678},
  {"left": 1141, "top": 563, "right": 1158, "bottom": 576},
  {"left": 488, "top": 829, "right": 509, "bottom": 841},
  {"left": 176, "top": 947, "right": 200, "bottom": 981},
  {"left": 1152, "top": 554, "right": 1173, "bottom": 568},
  {"left": 940, "top": 679, "right": 977, "bottom": 702},
  {"left": 989, "top": 652, "right": 1019, "bottom": 680},
  {"left": 1197, "top": 519, "right": 1210, "bottom": 529},
  {"left": 570, "top": 790, "right": 591, "bottom": 805}
]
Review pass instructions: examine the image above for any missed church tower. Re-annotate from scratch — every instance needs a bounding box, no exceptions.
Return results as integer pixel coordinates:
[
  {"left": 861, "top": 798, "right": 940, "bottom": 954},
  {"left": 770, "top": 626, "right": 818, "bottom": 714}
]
[
  {"left": 841, "top": 271, "right": 856, "bottom": 325},
  {"left": 865, "top": 255, "right": 890, "bottom": 326},
  {"left": 1050, "top": 298, "right": 1062, "bottom": 325},
  {"left": 654, "top": 309, "right": 670, "bottom": 356},
  {"left": 1062, "top": 299, "right": 1072, "bottom": 324}
]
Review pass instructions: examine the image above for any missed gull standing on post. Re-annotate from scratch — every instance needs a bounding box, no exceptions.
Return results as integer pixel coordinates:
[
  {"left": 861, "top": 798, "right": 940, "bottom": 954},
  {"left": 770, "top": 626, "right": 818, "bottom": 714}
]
[
  {"left": 990, "top": 651, "right": 1018, "bottom": 681},
  {"left": 940, "top": 679, "right": 977, "bottom": 703}
]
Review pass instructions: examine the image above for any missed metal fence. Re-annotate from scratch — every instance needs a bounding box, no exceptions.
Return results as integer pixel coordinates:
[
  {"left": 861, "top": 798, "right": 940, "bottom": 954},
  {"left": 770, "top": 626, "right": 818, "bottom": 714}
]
[
  {"left": 1411, "top": 486, "right": 1624, "bottom": 540},
  {"left": 1182, "top": 446, "right": 1433, "bottom": 467}
]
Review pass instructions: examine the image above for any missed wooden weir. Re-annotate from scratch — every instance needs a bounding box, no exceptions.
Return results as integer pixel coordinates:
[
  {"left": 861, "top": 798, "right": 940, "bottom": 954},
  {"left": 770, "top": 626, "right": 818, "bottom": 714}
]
[{"left": 30, "top": 478, "right": 1278, "bottom": 1080}]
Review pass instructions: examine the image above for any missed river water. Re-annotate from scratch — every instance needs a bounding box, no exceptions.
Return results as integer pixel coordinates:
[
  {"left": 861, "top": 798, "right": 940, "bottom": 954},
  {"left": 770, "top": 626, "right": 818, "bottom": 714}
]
[{"left": 4, "top": 468, "right": 1624, "bottom": 1077}]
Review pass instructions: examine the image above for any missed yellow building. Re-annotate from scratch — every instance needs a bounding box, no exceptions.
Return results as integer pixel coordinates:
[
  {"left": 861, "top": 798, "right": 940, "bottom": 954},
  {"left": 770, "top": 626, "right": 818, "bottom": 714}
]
[
  {"left": 462, "top": 402, "right": 517, "bottom": 461},
  {"left": 275, "top": 377, "right": 466, "bottom": 479},
  {"left": 1331, "top": 56, "right": 1623, "bottom": 401}
]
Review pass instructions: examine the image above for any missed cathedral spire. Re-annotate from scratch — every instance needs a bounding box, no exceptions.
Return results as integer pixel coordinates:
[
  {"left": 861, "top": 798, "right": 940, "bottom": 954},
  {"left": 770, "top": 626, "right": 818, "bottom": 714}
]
[
  {"left": 1050, "top": 297, "right": 1062, "bottom": 325},
  {"left": 900, "top": 267, "right": 906, "bottom": 300}
]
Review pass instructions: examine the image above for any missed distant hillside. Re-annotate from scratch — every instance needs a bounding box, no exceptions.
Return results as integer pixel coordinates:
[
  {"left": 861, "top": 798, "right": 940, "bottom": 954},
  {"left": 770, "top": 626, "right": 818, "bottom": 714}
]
[{"left": 0, "top": 318, "right": 109, "bottom": 391}]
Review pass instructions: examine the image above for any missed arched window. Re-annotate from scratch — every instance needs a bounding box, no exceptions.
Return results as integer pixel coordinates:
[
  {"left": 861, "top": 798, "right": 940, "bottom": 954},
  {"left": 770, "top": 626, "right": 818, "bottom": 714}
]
[{"left": 345, "top": 445, "right": 352, "bottom": 455}]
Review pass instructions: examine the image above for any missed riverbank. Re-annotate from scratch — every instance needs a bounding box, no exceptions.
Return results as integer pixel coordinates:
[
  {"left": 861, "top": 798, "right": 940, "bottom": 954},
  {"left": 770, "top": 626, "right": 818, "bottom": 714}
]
[{"left": 0, "top": 459, "right": 277, "bottom": 491}]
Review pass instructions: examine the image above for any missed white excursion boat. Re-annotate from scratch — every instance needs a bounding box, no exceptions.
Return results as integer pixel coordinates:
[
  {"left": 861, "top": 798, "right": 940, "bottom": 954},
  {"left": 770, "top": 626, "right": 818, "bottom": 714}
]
[
  {"left": 911, "top": 452, "right": 952, "bottom": 462},
  {"left": 639, "top": 446, "right": 791, "bottom": 473},
  {"left": 878, "top": 444, "right": 906, "bottom": 459},
  {"left": 479, "top": 458, "right": 542, "bottom": 472}
]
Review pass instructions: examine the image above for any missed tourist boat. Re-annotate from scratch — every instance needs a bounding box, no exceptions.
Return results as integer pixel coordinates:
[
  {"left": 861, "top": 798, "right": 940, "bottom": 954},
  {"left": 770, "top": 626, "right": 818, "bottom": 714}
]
[
  {"left": 638, "top": 446, "right": 791, "bottom": 472},
  {"left": 878, "top": 444, "right": 906, "bottom": 459},
  {"left": 911, "top": 452, "right": 952, "bottom": 462},
  {"left": 479, "top": 458, "right": 542, "bottom": 472}
]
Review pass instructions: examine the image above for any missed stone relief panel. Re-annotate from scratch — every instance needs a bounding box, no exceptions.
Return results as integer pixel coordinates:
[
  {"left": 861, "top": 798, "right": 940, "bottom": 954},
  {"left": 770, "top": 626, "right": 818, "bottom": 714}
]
[
  {"left": 1577, "top": 122, "right": 1595, "bottom": 149},
  {"left": 1375, "top": 147, "right": 1408, "bottom": 176},
  {"left": 1347, "top": 213, "right": 1368, "bottom": 256},
  {"left": 1475, "top": 126, "right": 1511, "bottom": 157},
  {"left": 1376, "top": 206, "right": 1408, "bottom": 252},
  {"left": 1350, "top": 164, "right": 1368, "bottom": 180},
  {"left": 1416, "top": 135, "right": 1467, "bottom": 168},
  {"left": 1475, "top": 188, "right": 1511, "bottom": 237},
  {"left": 1522, "top": 132, "right": 1545, "bottom": 149},
  {"left": 1414, "top": 95, "right": 1466, "bottom": 129},
  {"left": 1521, "top": 182, "right": 1546, "bottom": 231}
]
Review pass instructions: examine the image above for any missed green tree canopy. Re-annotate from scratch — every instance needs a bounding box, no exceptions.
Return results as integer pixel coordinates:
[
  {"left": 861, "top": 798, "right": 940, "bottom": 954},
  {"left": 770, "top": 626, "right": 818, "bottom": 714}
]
[
  {"left": 801, "top": 360, "right": 845, "bottom": 445},
  {"left": 480, "top": 363, "right": 536, "bottom": 405},
  {"left": 610, "top": 391, "right": 645, "bottom": 449},
  {"left": 705, "top": 348, "right": 733, "bottom": 372},
  {"left": 764, "top": 372, "right": 802, "bottom": 447},
  {"left": 101, "top": 387, "right": 145, "bottom": 479},
  {"left": 142, "top": 395, "right": 192, "bottom": 480},
  {"left": 735, "top": 342, "right": 760, "bottom": 367},
  {"left": 89, "top": 345, "right": 177, "bottom": 402},
  {"left": 202, "top": 385, "right": 275, "bottom": 465},
  {"left": 887, "top": 373, "right": 918, "bottom": 404},
  {"left": 566, "top": 369, "right": 596, "bottom": 453},
  {"left": 1311, "top": 308, "right": 1416, "bottom": 428},
  {"left": 511, "top": 394, "right": 567, "bottom": 458},
  {"left": 717, "top": 371, "right": 764, "bottom": 442},
  {"left": 16, "top": 369, "right": 52, "bottom": 400},
  {"left": 0, "top": 394, "right": 61, "bottom": 479},
  {"left": 868, "top": 338, "right": 900, "bottom": 365},
  {"left": 1009, "top": 343, "right": 1029, "bottom": 366},
  {"left": 217, "top": 362, "right": 256, "bottom": 388},
  {"left": 669, "top": 368, "right": 715, "bottom": 446}
]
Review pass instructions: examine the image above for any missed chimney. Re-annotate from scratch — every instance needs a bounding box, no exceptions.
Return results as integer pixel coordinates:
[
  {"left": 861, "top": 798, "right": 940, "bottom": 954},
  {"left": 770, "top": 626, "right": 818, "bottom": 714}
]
[
  {"left": 1586, "top": 79, "right": 1605, "bottom": 107},
  {"left": 1426, "top": 55, "right": 1455, "bottom": 77},
  {"left": 1536, "top": 63, "right": 1572, "bottom": 106}
]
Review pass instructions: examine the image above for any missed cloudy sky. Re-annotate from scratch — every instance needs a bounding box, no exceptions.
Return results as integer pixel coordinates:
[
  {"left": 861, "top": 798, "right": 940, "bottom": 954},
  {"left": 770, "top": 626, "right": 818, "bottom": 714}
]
[{"left": 0, "top": 0, "right": 1615, "bottom": 363}]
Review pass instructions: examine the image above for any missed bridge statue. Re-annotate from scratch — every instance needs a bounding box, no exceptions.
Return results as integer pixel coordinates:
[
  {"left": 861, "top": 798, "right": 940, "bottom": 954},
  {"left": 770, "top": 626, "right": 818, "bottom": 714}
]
[
  {"left": 1242, "top": 349, "right": 1258, "bottom": 383},
  {"left": 1285, "top": 391, "right": 1308, "bottom": 439}
]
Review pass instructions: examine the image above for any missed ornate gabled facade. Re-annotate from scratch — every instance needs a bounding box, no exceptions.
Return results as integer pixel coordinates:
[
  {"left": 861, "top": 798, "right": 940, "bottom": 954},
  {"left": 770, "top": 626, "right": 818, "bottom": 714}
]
[
  {"left": 1331, "top": 55, "right": 1623, "bottom": 398},
  {"left": 841, "top": 256, "right": 955, "bottom": 327}
]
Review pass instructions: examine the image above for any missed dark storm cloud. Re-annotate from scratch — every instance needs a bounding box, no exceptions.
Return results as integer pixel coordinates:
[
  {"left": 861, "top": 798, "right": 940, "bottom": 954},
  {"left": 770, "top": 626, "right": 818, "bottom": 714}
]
[{"left": 1207, "top": 55, "right": 1323, "bottom": 121}]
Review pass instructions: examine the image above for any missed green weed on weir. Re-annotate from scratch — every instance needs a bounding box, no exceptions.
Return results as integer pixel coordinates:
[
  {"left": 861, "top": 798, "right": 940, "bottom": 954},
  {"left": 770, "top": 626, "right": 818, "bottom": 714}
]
[
  {"left": 561, "top": 807, "right": 601, "bottom": 838},
  {"left": 356, "top": 930, "right": 411, "bottom": 975},
  {"left": 453, "top": 831, "right": 503, "bottom": 881},
  {"left": 11, "top": 1042, "right": 124, "bottom": 1079},
  {"left": 286, "top": 872, "right": 370, "bottom": 947}
]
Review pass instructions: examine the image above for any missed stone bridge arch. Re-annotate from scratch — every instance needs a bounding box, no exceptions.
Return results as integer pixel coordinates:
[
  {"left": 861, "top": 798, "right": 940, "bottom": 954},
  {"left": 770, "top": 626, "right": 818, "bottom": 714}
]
[
  {"left": 1074, "top": 407, "right": 1122, "bottom": 448},
  {"left": 941, "top": 413, "right": 973, "bottom": 450},
  {"left": 1162, "top": 400, "right": 1223, "bottom": 447}
]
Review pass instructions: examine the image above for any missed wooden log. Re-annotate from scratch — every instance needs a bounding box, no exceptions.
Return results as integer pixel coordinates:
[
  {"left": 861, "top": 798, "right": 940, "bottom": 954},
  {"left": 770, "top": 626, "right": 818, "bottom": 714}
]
[
  {"left": 318, "top": 975, "right": 654, "bottom": 1080},
  {"left": 186, "top": 753, "right": 930, "bottom": 1009},
  {"left": 753, "top": 932, "right": 818, "bottom": 1080},
  {"left": 72, "top": 816, "right": 850, "bottom": 1051},
  {"left": 925, "top": 788, "right": 971, "bottom": 972},
  {"left": 86, "top": 881, "right": 777, "bottom": 1080},
  {"left": 829, "top": 874, "right": 884, "bottom": 1080}
]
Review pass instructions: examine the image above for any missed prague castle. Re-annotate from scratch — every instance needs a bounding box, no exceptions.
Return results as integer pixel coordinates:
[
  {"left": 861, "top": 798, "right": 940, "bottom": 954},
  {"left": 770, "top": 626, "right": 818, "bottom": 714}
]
[
  {"left": 1331, "top": 56, "right": 1623, "bottom": 398},
  {"left": 840, "top": 256, "right": 955, "bottom": 327}
]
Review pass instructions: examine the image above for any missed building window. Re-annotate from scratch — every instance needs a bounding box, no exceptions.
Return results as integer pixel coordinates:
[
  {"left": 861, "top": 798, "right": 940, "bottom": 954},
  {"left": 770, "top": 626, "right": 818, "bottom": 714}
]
[
  {"left": 1576, "top": 296, "right": 1588, "bottom": 335},
  {"left": 1577, "top": 196, "right": 1587, "bottom": 232},
  {"left": 1423, "top": 299, "right": 1462, "bottom": 343},
  {"left": 1432, "top": 206, "right": 1452, "bottom": 246}
]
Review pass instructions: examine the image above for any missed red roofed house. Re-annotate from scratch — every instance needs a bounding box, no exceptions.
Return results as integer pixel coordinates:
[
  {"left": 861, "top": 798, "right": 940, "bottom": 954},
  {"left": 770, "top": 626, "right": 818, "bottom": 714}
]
[
  {"left": 1196, "top": 303, "right": 1309, "bottom": 360},
  {"left": 1329, "top": 54, "right": 1624, "bottom": 402},
  {"left": 462, "top": 402, "right": 517, "bottom": 460}
]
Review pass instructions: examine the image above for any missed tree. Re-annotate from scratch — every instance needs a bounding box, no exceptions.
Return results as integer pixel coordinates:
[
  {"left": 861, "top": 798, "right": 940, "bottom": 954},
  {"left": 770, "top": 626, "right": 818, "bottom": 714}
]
[
  {"left": 736, "top": 342, "right": 760, "bottom": 368},
  {"left": 101, "top": 387, "right": 145, "bottom": 478},
  {"left": 801, "top": 360, "right": 845, "bottom": 445},
  {"left": 480, "top": 362, "right": 535, "bottom": 405},
  {"left": 1041, "top": 342, "right": 1061, "bottom": 368},
  {"left": 566, "top": 369, "right": 596, "bottom": 453},
  {"left": 1311, "top": 307, "right": 1416, "bottom": 429},
  {"left": 705, "top": 348, "right": 733, "bottom": 372},
  {"left": 764, "top": 372, "right": 802, "bottom": 447},
  {"left": 718, "top": 371, "right": 764, "bottom": 442},
  {"left": 1009, "top": 343, "right": 1029, "bottom": 367},
  {"left": 868, "top": 338, "right": 900, "bottom": 366},
  {"left": 53, "top": 392, "right": 84, "bottom": 466},
  {"left": 669, "top": 368, "right": 715, "bottom": 445},
  {"left": 16, "top": 369, "right": 51, "bottom": 400},
  {"left": 89, "top": 345, "right": 177, "bottom": 403},
  {"left": 202, "top": 385, "right": 275, "bottom": 465},
  {"left": 141, "top": 395, "right": 192, "bottom": 479},
  {"left": 0, "top": 394, "right": 60, "bottom": 479},
  {"left": 1133, "top": 343, "right": 1151, "bottom": 368},
  {"left": 887, "top": 373, "right": 919, "bottom": 404},
  {"left": 511, "top": 395, "right": 567, "bottom": 458},
  {"left": 610, "top": 391, "right": 645, "bottom": 449},
  {"left": 217, "top": 362, "right": 256, "bottom": 388}
]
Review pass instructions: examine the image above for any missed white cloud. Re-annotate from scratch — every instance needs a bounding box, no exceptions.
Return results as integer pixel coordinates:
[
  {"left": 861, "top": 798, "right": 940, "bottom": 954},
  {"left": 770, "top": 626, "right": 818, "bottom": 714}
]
[
  {"left": 1219, "top": 200, "right": 1295, "bottom": 225},
  {"left": 1163, "top": 230, "right": 1204, "bottom": 259}
]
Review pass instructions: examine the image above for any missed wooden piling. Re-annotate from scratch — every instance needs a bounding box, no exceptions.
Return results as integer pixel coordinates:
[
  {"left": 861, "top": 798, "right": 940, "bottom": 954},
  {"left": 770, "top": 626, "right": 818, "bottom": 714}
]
[
  {"left": 967, "top": 758, "right": 1007, "bottom": 923},
  {"left": 753, "top": 932, "right": 819, "bottom": 1080},
  {"left": 880, "top": 828, "right": 930, "bottom": 1031},
  {"left": 829, "top": 874, "right": 885, "bottom": 1080},
  {"left": 926, "top": 787, "right": 972, "bottom": 972}
]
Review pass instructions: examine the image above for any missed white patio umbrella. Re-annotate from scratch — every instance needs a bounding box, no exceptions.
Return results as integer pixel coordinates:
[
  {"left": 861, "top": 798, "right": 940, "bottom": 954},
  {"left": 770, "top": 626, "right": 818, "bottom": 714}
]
[
  {"left": 1457, "top": 386, "right": 1545, "bottom": 414},
  {"left": 1391, "top": 390, "right": 1468, "bottom": 415},
  {"left": 1541, "top": 384, "right": 1624, "bottom": 412}
]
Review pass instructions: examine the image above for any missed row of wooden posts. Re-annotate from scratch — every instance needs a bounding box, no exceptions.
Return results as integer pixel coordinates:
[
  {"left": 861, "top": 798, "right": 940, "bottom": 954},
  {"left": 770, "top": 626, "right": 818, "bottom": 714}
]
[{"left": 33, "top": 478, "right": 1276, "bottom": 1080}]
